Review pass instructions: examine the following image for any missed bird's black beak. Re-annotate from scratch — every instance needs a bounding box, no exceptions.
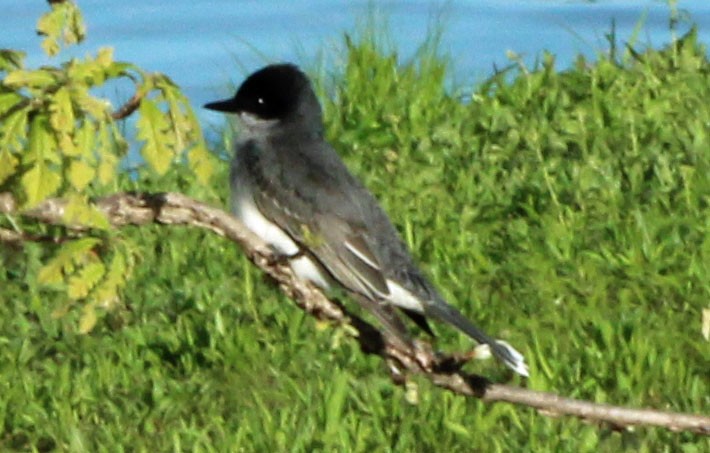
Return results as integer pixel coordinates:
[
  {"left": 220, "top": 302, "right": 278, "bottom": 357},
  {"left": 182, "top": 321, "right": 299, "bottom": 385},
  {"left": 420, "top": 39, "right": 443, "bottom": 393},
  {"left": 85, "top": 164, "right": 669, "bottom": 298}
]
[{"left": 203, "top": 97, "right": 238, "bottom": 113}]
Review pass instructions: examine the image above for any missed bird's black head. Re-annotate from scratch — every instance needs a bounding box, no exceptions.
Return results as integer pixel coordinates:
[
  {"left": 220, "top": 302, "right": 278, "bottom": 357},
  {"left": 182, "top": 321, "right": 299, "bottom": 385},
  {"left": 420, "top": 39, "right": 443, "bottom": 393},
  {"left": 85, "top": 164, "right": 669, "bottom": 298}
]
[{"left": 204, "top": 63, "right": 321, "bottom": 126}]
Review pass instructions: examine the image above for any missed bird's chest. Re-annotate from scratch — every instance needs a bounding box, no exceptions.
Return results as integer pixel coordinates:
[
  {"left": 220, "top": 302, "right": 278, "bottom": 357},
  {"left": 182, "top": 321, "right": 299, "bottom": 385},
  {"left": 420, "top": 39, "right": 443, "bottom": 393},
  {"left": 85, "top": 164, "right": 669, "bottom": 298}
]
[
  {"left": 230, "top": 142, "right": 331, "bottom": 289},
  {"left": 235, "top": 195, "right": 331, "bottom": 289},
  {"left": 232, "top": 193, "right": 300, "bottom": 256},
  {"left": 230, "top": 145, "right": 295, "bottom": 255}
]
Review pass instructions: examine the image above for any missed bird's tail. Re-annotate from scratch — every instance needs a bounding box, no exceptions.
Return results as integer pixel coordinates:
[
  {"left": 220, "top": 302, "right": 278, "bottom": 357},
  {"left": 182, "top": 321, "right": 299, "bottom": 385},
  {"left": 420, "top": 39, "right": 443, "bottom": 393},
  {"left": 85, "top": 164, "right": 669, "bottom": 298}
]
[{"left": 426, "top": 302, "right": 529, "bottom": 377}]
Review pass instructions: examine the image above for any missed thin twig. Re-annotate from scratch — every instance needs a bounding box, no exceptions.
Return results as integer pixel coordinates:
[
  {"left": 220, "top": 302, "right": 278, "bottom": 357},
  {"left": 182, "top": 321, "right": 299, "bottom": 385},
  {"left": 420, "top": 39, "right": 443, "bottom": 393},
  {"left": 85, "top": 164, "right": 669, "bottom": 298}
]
[{"left": 111, "top": 92, "right": 143, "bottom": 120}]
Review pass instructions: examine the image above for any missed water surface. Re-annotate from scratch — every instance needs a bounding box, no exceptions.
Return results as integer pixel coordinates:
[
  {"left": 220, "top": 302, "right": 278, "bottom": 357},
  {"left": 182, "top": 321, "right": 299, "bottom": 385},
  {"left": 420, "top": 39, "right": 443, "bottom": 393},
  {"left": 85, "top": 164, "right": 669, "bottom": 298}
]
[{"left": 5, "top": 1, "right": 710, "bottom": 127}]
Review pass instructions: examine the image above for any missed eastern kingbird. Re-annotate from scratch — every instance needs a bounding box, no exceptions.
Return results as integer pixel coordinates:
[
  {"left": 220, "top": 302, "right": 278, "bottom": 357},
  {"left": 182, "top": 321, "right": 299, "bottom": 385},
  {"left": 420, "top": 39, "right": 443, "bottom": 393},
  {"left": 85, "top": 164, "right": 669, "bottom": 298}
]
[{"left": 204, "top": 63, "right": 528, "bottom": 377}]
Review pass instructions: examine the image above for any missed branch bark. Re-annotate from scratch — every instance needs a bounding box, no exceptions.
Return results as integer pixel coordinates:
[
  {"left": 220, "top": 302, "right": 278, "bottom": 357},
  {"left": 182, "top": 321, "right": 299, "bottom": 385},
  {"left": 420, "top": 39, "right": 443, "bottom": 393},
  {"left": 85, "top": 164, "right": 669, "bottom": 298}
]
[
  {"left": 111, "top": 91, "right": 143, "bottom": 120},
  {"left": 2, "top": 191, "right": 709, "bottom": 435}
]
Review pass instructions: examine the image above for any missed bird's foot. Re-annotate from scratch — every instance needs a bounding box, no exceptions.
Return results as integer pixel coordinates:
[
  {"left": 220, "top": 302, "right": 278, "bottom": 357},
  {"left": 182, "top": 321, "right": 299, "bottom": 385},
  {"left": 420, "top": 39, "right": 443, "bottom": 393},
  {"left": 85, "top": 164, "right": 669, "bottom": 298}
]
[{"left": 411, "top": 339, "right": 436, "bottom": 372}]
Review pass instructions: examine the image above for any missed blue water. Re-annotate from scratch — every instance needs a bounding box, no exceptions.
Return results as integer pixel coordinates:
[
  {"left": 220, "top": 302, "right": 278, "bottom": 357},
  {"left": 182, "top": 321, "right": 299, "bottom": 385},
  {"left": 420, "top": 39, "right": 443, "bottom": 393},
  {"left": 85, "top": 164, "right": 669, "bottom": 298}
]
[{"left": 5, "top": 0, "right": 710, "bottom": 130}]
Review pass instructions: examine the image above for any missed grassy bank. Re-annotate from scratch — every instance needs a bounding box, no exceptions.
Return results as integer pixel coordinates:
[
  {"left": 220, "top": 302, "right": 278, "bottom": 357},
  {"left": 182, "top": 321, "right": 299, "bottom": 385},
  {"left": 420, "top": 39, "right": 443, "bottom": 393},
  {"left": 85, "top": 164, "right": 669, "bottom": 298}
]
[{"left": 1, "top": 24, "right": 708, "bottom": 453}]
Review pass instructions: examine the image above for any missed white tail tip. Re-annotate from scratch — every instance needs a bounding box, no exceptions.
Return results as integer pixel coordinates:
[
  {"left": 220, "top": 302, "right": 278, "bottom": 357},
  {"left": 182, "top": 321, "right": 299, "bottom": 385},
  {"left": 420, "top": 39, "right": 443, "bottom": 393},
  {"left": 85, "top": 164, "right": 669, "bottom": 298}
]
[{"left": 473, "top": 340, "right": 529, "bottom": 377}]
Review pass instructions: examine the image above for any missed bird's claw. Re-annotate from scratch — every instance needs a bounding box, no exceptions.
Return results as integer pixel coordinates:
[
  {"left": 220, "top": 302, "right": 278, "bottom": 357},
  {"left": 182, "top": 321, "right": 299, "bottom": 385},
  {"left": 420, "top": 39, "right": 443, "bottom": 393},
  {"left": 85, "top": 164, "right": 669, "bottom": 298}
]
[{"left": 412, "top": 340, "right": 435, "bottom": 372}]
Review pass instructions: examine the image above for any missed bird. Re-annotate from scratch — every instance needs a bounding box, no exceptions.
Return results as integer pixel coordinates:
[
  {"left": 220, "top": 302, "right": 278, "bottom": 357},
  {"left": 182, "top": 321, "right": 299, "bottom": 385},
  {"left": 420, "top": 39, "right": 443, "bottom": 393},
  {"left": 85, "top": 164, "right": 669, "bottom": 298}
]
[{"left": 204, "top": 63, "right": 528, "bottom": 377}]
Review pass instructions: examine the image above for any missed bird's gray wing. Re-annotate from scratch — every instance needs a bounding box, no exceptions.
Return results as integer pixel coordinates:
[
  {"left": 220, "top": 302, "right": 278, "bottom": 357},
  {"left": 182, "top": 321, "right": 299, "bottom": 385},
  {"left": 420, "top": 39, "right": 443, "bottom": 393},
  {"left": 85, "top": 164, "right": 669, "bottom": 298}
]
[{"left": 250, "top": 155, "right": 414, "bottom": 347}]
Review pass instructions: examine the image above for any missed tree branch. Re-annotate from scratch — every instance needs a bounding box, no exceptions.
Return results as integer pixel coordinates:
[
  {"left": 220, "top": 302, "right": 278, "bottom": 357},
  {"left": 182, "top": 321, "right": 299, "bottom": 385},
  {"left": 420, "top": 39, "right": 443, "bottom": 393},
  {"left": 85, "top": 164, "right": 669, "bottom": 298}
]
[
  {"left": 2, "top": 191, "right": 709, "bottom": 435},
  {"left": 111, "top": 91, "right": 143, "bottom": 120}
]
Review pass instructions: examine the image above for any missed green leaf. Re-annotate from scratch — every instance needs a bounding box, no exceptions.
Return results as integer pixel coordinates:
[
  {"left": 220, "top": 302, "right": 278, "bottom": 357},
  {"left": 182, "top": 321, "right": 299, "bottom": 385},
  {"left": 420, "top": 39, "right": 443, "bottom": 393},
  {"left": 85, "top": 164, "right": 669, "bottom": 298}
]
[
  {"left": 36, "top": 6, "right": 63, "bottom": 56},
  {"left": 0, "top": 108, "right": 28, "bottom": 153},
  {"left": 68, "top": 5, "right": 87, "bottom": 46},
  {"left": 50, "top": 86, "right": 78, "bottom": 155},
  {"left": 97, "top": 152, "right": 118, "bottom": 186},
  {"left": 21, "top": 162, "right": 62, "bottom": 207},
  {"left": 68, "top": 261, "right": 105, "bottom": 300},
  {"left": 3, "top": 69, "right": 58, "bottom": 89},
  {"left": 65, "top": 237, "right": 102, "bottom": 257},
  {"left": 37, "top": 257, "right": 64, "bottom": 285},
  {"left": 21, "top": 114, "right": 62, "bottom": 206},
  {"left": 66, "top": 47, "right": 115, "bottom": 87},
  {"left": 37, "top": 237, "right": 102, "bottom": 285},
  {"left": 49, "top": 86, "right": 75, "bottom": 134},
  {"left": 0, "top": 91, "right": 26, "bottom": 115},
  {"left": 156, "top": 75, "right": 188, "bottom": 143},
  {"left": 25, "top": 114, "right": 60, "bottom": 165},
  {"left": 0, "top": 49, "right": 26, "bottom": 72},
  {"left": 36, "top": 1, "right": 86, "bottom": 56},
  {"left": 104, "top": 61, "right": 135, "bottom": 80},
  {"left": 78, "top": 304, "right": 97, "bottom": 334},
  {"left": 93, "top": 251, "right": 128, "bottom": 309},
  {"left": 73, "top": 119, "right": 96, "bottom": 159},
  {"left": 94, "top": 120, "right": 122, "bottom": 185},
  {"left": 0, "top": 149, "right": 18, "bottom": 185},
  {"left": 72, "top": 87, "right": 111, "bottom": 118},
  {"left": 95, "top": 47, "right": 114, "bottom": 69},
  {"left": 187, "top": 144, "right": 215, "bottom": 184},
  {"left": 137, "top": 98, "right": 174, "bottom": 174},
  {"left": 153, "top": 75, "right": 215, "bottom": 183},
  {"left": 67, "top": 159, "right": 95, "bottom": 191}
]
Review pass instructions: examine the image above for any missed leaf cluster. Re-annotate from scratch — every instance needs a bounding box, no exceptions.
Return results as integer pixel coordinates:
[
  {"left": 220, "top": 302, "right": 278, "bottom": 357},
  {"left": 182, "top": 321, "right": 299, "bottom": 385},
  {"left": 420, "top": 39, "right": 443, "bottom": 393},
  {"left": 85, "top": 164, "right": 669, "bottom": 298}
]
[{"left": 1, "top": 1, "right": 216, "bottom": 330}]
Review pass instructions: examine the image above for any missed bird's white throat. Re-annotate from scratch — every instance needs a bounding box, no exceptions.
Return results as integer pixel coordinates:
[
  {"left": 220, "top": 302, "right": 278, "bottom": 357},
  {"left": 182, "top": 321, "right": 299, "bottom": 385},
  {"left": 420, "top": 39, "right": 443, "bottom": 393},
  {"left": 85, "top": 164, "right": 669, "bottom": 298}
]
[{"left": 238, "top": 112, "right": 280, "bottom": 136}]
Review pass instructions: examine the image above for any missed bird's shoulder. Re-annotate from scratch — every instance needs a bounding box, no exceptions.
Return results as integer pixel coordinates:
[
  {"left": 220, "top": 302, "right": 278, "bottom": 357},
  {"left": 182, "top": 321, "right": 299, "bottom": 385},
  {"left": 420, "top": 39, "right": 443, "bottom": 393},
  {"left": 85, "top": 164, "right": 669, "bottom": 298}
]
[{"left": 245, "top": 134, "right": 369, "bottom": 221}]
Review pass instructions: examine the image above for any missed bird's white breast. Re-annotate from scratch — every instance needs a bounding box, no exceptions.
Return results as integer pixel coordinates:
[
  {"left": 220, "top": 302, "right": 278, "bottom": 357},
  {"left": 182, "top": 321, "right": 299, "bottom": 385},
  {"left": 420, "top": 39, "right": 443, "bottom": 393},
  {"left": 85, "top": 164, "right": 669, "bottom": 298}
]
[
  {"left": 234, "top": 195, "right": 331, "bottom": 289},
  {"left": 235, "top": 195, "right": 299, "bottom": 255}
]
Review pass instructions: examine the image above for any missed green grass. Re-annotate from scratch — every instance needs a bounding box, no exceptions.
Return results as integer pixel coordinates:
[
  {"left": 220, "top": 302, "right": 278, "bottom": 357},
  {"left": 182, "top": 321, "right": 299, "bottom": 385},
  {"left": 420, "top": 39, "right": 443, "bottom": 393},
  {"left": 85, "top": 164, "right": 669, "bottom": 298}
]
[{"left": 1, "top": 23, "right": 709, "bottom": 452}]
